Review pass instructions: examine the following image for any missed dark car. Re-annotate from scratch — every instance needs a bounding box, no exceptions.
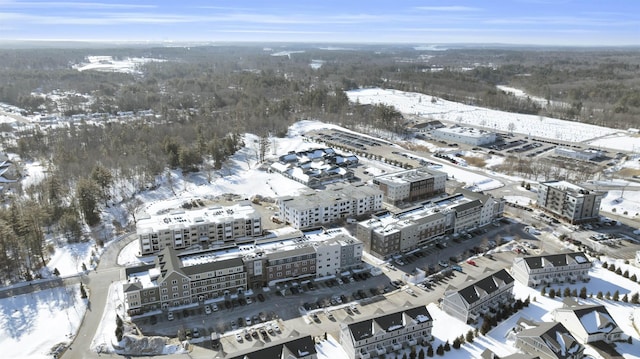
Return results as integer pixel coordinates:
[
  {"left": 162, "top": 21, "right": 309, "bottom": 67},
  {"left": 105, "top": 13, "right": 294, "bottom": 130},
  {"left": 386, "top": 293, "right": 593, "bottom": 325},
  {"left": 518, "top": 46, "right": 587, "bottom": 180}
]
[{"left": 257, "top": 293, "right": 265, "bottom": 302}]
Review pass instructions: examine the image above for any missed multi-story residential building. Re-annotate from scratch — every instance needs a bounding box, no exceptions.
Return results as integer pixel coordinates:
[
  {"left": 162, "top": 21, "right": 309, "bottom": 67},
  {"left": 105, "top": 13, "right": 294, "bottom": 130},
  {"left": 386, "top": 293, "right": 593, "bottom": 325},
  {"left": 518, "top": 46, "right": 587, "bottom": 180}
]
[
  {"left": 511, "top": 252, "right": 591, "bottom": 287},
  {"left": 441, "top": 269, "right": 515, "bottom": 324},
  {"left": 537, "top": 181, "right": 605, "bottom": 224},
  {"left": 553, "top": 304, "right": 625, "bottom": 344},
  {"left": 123, "top": 228, "right": 363, "bottom": 314},
  {"left": 123, "top": 246, "right": 247, "bottom": 315},
  {"left": 228, "top": 336, "right": 317, "bottom": 359},
  {"left": 270, "top": 147, "right": 358, "bottom": 188},
  {"left": 356, "top": 192, "right": 504, "bottom": 259},
  {"left": 136, "top": 202, "right": 262, "bottom": 255},
  {"left": 372, "top": 167, "right": 447, "bottom": 205},
  {"left": 277, "top": 184, "right": 383, "bottom": 229},
  {"left": 514, "top": 318, "right": 584, "bottom": 359},
  {"left": 340, "top": 305, "right": 433, "bottom": 359},
  {"left": 431, "top": 126, "right": 497, "bottom": 146}
]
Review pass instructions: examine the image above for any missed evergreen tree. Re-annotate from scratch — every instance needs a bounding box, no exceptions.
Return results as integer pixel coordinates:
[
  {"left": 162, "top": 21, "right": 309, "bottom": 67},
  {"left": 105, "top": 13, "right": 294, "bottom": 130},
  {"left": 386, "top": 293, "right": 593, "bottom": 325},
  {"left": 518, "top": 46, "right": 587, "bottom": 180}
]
[
  {"left": 427, "top": 345, "right": 434, "bottom": 357},
  {"left": 613, "top": 290, "right": 620, "bottom": 301},
  {"left": 579, "top": 287, "right": 587, "bottom": 299},
  {"left": 564, "top": 287, "right": 571, "bottom": 297},
  {"left": 53, "top": 268, "right": 60, "bottom": 276},
  {"left": 597, "top": 291, "right": 603, "bottom": 299},
  {"left": 452, "top": 337, "right": 461, "bottom": 349},
  {"left": 602, "top": 262, "right": 608, "bottom": 269},
  {"left": 418, "top": 348, "right": 425, "bottom": 359},
  {"left": 631, "top": 292, "right": 639, "bottom": 304},
  {"left": 80, "top": 282, "right": 87, "bottom": 298},
  {"left": 549, "top": 288, "right": 556, "bottom": 299},
  {"left": 541, "top": 286, "right": 546, "bottom": 296},
  {"left": 444, "top": 341, "right": 450, "bottom": 352},
  {"left": 622, "top": 294, "right": 628, "bottom": 303},
  {"left": 436, "top": 344, "right": 444, "bottom": 356},
  {"left": 631, "top": 274, "right": 637, "bottom": 282},
  {"left": 466, "top": 330, "right": 475, "bottom": 343}
]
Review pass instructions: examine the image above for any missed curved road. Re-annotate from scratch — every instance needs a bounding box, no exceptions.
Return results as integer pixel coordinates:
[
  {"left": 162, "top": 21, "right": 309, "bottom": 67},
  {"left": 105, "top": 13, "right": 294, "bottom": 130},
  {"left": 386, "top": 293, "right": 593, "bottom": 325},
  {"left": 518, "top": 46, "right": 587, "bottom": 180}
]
[{"left": 62, "top": 233, "right": 136, "bottom": 359}]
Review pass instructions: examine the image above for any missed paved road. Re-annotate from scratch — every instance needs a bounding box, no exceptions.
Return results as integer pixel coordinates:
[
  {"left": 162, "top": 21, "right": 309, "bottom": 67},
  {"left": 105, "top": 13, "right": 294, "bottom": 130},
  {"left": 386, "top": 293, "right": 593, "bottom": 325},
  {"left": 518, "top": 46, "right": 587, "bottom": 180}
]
[{"left": 62, "top": 233, "right": 136, "bottom": 359}]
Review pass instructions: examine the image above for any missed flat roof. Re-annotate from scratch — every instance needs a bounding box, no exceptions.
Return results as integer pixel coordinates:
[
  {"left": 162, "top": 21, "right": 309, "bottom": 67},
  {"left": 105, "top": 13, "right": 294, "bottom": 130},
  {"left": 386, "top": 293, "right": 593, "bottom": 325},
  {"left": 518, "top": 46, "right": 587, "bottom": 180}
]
[
  {"left": 434, "top": 126, "right": 496, "bottom": 137},
  {"left": 374, "top": 167, "right": 446, "bottom": 185},
  {"left": 136, "top": 202, "right": 260, "bottom": 234}
]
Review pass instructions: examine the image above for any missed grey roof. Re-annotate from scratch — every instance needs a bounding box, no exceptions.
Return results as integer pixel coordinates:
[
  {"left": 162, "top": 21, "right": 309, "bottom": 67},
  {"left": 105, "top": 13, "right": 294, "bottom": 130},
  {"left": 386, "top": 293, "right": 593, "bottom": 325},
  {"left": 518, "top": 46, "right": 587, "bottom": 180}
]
[
  {"left": 228, "top": 336, "right": 316, "bottom": 359},
  {"left": 347, "top": 305, "right": 432, "bottom": 341},
  {"left": 181, "top": 256, "right": 244, "bottom": 276},
  {"left": 572, "top": 305, "right": 619, "bottom": 335},
  {"left": 455, "top": 269, "right": 514, "bottom": 306},
  {"left": 523, "top": 252, "right": 590, "bottom": 270},
  {"left": 452, "top": 199, "right": 482, "bottom": 213},
  {"left": 267, "top": 245, "right": 315, "bottom": 261},
  {"left": 517, "top": 322, "right": 582, "bottom": 359}
]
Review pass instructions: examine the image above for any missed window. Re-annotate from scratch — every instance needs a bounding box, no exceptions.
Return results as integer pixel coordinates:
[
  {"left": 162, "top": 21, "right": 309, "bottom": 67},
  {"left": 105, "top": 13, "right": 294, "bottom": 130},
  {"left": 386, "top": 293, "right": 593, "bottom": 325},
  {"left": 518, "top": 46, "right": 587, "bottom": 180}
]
[{"left": 172, "top": 280, "right": 178, "bottom": 285}]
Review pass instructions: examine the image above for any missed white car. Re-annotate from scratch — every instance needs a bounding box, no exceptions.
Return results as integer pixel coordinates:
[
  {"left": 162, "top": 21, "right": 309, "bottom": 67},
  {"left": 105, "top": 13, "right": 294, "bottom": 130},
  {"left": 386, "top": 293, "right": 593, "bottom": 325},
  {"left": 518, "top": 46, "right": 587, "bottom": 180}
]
[
  {"left": 204, "top": 305, "right": 212, "bottom": 315},
  {"left": 212, "top": 304, "right": 219, "bottom": 312},
  {"left": 235, "top": 333, "right": 243, "bottom": 342},
  {"left": 245, "top": 316, "right": 252, "bottom": 326},
  {"left": 246, "top": 297, "right": 253, "bottom": 304},
  {"left": 167, "top": 311, "right": 174, "bottom": 321},
  {"left": 438, "top": 260, "right": 449, "bottom": 268}
]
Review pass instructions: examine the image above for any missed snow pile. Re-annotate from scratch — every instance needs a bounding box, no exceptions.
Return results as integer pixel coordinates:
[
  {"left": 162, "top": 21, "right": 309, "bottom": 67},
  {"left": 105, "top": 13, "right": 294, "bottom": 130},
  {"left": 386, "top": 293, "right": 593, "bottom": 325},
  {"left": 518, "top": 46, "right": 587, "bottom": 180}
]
[{"left": 117, "top": 334, "right": 184, "bottom": 356}]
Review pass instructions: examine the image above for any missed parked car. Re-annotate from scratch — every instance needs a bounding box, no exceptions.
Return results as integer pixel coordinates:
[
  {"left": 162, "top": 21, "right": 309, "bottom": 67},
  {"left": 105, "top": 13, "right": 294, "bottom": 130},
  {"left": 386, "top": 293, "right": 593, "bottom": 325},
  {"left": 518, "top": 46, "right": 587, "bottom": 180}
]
[
  {"left": 235, "top": 333, "right": 243, "bottom": 342},
  {"left": 167, "top": 311, "right": 174, "bottom": 321},
  {"left": 192, "top": 327, "right": 201, "bottom": 338},
  {"left": 212, "top": 303, "right": 219, "bottom": 311},
  {"left": 204, "top": 305, "right": 212, "bottom": 315},
  {"left": 466, "top": 259, "right": 477, "bottom": 266},
  {"left": 438, "top": 260, "right": 449, "bottom": 268},
  {"left": 452, "top": 264, "right": 463, "bottom": 272}
]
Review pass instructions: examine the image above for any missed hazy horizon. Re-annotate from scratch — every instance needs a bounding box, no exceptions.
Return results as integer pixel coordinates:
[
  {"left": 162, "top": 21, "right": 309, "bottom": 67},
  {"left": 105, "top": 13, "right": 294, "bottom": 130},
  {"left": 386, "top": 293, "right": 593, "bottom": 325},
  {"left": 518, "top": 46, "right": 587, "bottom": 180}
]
[{"left": 0, "top": 0, "right": 638, "bottom": 46}]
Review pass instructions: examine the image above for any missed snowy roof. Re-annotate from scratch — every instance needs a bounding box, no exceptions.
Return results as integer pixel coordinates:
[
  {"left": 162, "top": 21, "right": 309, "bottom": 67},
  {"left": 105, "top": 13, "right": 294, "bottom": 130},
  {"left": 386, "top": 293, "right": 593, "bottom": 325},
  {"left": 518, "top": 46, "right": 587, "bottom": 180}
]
[
  {"left": 433, "top": 126, "right": 496, "bottom": 137},
  {"left": 346, "top": 305, "right": 432, "bottom": 341},
  {"left": 452, "top": 269, "right": 514, "bottom": 305},
  {"left": 136, "top": 202, "right": 260, "bottom": 234},
  {"left": 373, "top": 166, "right": 447, "bottom": 186},
  {"left": 522, "top": 252, "right": 591, "bottom": 270},
  {"left": 574, "top": 306, "right": 618, "bottom": 334},
  {"left": 516, "top": 321, "right": 582, "bottom": 358},
  {"left": 227, "top": 335, "right": 316, "bottom": 359}
]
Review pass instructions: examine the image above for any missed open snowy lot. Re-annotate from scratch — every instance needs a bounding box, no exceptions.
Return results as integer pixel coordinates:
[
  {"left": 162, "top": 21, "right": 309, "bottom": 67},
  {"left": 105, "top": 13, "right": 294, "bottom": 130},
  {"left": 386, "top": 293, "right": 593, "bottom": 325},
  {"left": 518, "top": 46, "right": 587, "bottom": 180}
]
[
  {"left": 0, "top": 286, "right": 86, "bottom": 359},
  {"left": 347, "top": 88, "right": 630, "bottom": 145}
]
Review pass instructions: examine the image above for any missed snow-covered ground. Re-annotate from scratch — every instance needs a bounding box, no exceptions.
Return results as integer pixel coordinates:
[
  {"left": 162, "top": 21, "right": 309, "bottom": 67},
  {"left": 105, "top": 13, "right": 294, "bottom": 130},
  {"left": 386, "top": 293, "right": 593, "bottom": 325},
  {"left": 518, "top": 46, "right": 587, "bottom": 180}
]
[
  {"left": 346, "top": 88, "right": 638, "bottom": 147},
  {"left": 73, "top": 56, "right": 166, "bottom": 73},
  {"left": 0, "top": 286, "right": 86, "bottom": 359}
]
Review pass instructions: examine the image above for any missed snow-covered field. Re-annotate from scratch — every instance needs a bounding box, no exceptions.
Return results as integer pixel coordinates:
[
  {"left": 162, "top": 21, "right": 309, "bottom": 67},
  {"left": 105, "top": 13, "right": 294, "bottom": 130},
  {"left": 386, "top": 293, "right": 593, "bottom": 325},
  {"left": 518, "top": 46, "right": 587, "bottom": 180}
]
[
  {"left": 73, "top": 56, "right": 165, "bottom": 73},
  {"left": 0, "top": 286, "right": 86, "bottom": 359},
  {"left": 346, "top": 88, "right": 640, "bottom": 147}
]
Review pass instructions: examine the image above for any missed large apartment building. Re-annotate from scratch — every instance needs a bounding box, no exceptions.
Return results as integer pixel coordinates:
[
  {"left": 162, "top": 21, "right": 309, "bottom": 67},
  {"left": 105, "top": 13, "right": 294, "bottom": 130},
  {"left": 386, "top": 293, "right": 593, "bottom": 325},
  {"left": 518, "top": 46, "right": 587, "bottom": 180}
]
[
  {"left": 356, "top": 191, "right": 504, "bottom": 259},
  {"left": 441, "top": 269, "right": 515, "bottom": 324},
  {"left": 537, "top": 181, "right": 604, "bottom": 224},
  {"left": 372, "top": 167, "right": 447, "bottom": 205},
  {"left": 229, "top": 336, "right": 317, "bottom": 359},
  {"left": 277, "top": 184, "right": 383, "bottom": 229},
  {"left": 123, "top": 228, "right": 363, "bottom": 315},
  {"left": 123, "top": 246, "right": 247, "bottom": 315},
  {"left": 511, "top": 252, "right": 591, "bottom": 287},
  {"left": 136, "top": 202, "right": 262, "bottom": 255},
  {"left": 340, "top": 305, "right": 433, "bottom": 359}
]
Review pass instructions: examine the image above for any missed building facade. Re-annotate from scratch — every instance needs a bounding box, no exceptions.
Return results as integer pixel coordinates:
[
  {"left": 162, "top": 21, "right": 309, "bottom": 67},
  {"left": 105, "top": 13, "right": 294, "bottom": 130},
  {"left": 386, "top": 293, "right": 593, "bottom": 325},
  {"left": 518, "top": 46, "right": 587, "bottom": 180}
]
[
  {"left": 441, "top": 269, "right": 515, "bottom": 324},
  {"left": 514, "top": 319, "right": 584, "bottom": 359},
  {"left": 123, "top": 247, "right": 247, "bottom": 315},
  {"left": 356, "top": 192, "right": 504, "bottom": 259},
  {"left": 277, "top": 184, "right": 383, "bottom": 229},
  {"left": 340, "top": 305, "right": 433, "bottom": 359},
  {"left": 537, "top": 181, "right": 604, "bottom": 224},
  {"left": 136, "top": 202, "right": 262, "bottom": 255},
  {"left": 511, "top": 252, "right": 591, "bottom": 287},
  {"left": 372, "top": 167, "right": 447, "bottom": 205},
  {"left": 124, "top": 228, "right": 363, "bottom": 314}
]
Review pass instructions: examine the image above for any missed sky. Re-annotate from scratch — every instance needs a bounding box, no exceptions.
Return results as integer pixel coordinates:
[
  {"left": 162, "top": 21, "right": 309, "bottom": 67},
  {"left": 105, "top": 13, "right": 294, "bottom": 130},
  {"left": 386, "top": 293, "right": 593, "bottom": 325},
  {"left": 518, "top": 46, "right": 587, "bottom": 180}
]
[{"left": 0, "top": 0, "right": 638, "bottom": 45}]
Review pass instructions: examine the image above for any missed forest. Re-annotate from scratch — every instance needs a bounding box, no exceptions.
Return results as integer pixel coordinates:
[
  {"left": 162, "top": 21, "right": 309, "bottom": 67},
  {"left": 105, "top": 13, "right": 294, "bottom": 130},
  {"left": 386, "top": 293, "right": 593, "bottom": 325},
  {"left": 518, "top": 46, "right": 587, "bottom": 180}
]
[{"left": 0, "top": 44, "right": 639, "bottom": 283}]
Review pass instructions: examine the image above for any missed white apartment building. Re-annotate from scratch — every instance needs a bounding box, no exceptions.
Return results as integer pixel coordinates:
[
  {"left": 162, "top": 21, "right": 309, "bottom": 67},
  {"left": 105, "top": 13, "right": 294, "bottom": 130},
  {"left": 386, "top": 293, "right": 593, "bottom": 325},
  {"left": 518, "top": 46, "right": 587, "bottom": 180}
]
[
  {"left": 431, "top": 126, "right": 497, "bottom": 146},
  {"left": 277, "top": 184, "right": 383, "bottom": 229},
  {"left": 537, "top": 181, "right": 604, "bottom": 224},
  {"left": 373, "top": 167, "right": 447, "bottom": 205},
  {"left": 136, "top": 202, "right": 262, "bottom": 255},
  {"left": 511, "top": 252, "right": 591, "bottom": 287},
  {"left": 441, "top": 269, "right": 515, "bottom": 324},
  {"left": 340, "top": 305, "right": 433, "bottom": 359}
]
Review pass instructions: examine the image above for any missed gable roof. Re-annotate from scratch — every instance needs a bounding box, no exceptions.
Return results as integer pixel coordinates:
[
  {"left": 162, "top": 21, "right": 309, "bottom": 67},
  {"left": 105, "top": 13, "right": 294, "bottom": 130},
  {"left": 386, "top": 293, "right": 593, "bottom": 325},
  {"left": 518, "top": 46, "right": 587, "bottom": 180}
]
[
  {"left": 454, "top": 269, "right": 514, "bottom": 306},
  {"left": 523, "top": 252, "right": 590, "bottom": 270},
  {"left": 517, "top": 321, "right": 583, "bottom": 359},
  {"left": 572, "top": 305, "right": 619, "bottom": 335},
  {"left": 346, "top": 305, "right": 432, "bottom": 342},
  {"left": 228, "top": 336, "right": 316, "bottom": 359}
]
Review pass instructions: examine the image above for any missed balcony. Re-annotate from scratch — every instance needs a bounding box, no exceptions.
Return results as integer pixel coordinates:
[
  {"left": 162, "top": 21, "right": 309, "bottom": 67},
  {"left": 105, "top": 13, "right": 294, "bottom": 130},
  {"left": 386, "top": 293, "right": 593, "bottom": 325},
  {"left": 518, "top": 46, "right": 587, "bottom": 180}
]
[
  {"left": 407, "top": 338, "right": 417, "bottom": 346},
  {"left": 376, "top": 346, "right": 386, "bottom": 356}
]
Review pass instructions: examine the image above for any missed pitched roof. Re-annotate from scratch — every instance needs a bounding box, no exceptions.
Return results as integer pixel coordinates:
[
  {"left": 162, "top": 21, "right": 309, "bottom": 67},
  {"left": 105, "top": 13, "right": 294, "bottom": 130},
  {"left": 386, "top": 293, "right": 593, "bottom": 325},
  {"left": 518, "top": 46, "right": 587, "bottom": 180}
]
[
  {"left": 572, "top": 305, "right": 619, "bottom": 335},
  {"left": 454, "top": 269, "right": 514, "bottom": 305},
  {"left": 517, "top": 321, "right": 583, "bottom": 359},
  {"left": 346, "top": 305, "right": 432, "bottom": 341},
  {"left": 228, "top": 336, "right": 316, "bottom": 359},
  {"left": 523, "top": 252, "right": 590, "bottom": 270}
]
